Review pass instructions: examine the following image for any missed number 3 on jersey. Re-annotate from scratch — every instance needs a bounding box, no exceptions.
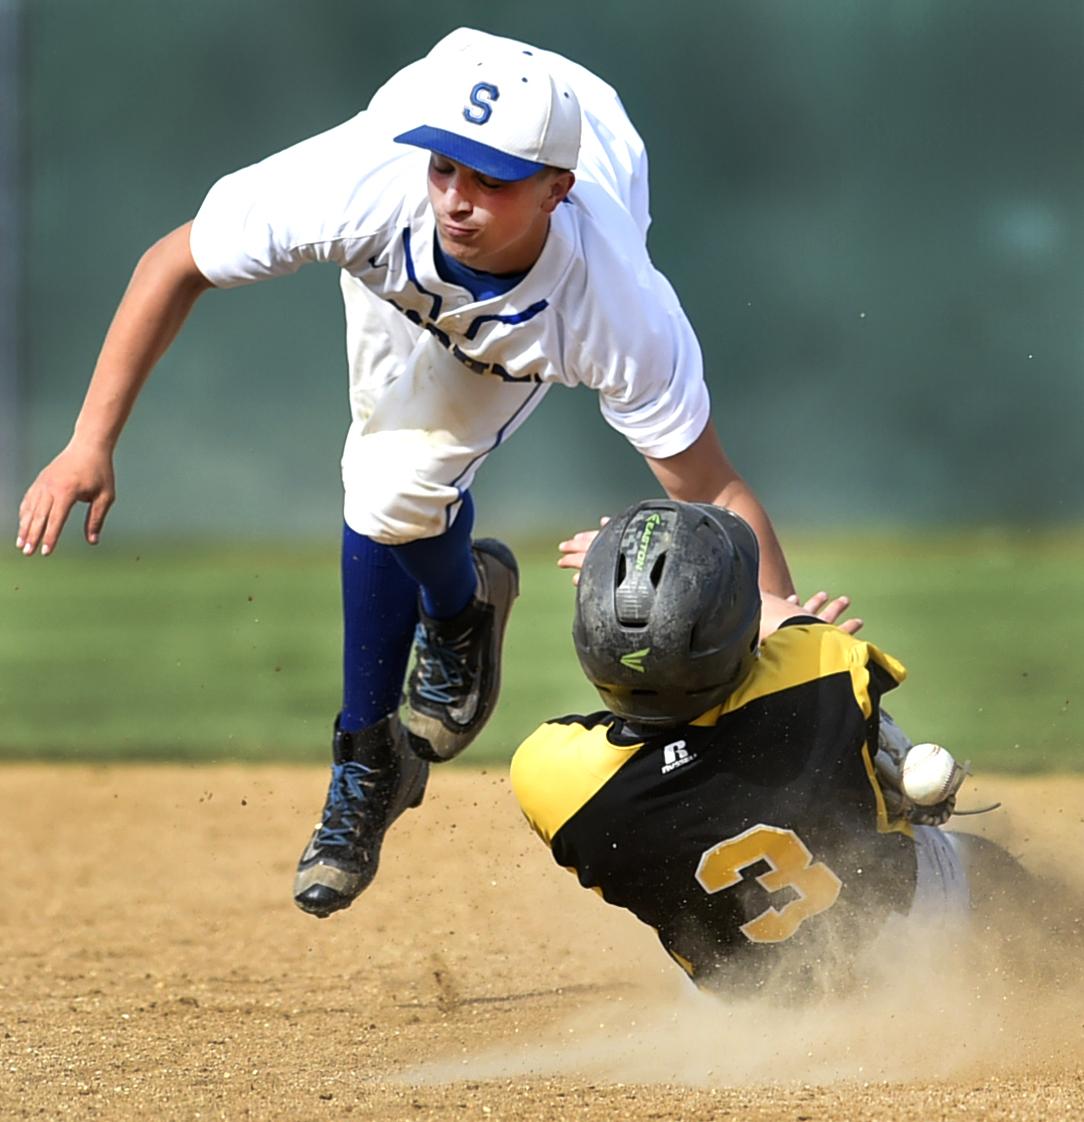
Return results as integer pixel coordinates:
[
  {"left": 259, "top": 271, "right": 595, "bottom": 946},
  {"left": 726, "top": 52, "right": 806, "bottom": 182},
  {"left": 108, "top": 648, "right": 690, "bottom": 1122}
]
[{"left": 695, "top": 824, "right": 843, "bottom": 944}]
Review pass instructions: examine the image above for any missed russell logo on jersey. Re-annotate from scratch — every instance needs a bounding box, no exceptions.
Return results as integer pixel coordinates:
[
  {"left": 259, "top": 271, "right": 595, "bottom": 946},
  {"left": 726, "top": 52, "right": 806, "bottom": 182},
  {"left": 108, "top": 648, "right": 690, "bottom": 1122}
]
[{"left": 661, "top": 739, "right": 696, "bottom": 775}]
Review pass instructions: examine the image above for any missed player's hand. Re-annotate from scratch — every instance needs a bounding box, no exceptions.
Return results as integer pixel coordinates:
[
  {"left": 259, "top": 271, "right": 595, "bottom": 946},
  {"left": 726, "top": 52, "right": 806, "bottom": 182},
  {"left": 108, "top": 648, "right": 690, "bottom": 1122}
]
[
  {"left": 557, "top": 517, "right": 609, "bottom": 585},
  {"left": 16, "top": 440, "right": 116, "bottom": 556},
  {"left": 786, "top": 591, "right": 863, "bottom": 635}
]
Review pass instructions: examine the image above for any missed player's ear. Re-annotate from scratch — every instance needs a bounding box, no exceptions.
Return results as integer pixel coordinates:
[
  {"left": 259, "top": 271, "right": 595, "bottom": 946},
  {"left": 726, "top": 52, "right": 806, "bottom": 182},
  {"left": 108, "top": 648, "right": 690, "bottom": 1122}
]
[{"left": 542, "top": 170, "right": 575, "bottom": 213}]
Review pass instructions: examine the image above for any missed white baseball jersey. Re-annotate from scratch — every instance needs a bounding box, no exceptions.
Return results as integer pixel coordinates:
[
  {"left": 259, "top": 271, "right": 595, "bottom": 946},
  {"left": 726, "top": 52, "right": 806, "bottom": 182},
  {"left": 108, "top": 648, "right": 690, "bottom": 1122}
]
[{"left": 189, "top": 29, "right": 711, "bottom": 542}]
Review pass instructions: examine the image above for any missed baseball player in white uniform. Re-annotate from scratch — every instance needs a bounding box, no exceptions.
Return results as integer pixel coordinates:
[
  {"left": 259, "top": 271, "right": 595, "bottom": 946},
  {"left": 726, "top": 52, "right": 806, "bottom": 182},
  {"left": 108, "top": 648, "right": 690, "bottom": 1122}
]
[{"left": 17, "top": 29, "right": 804, "bottom": 919}]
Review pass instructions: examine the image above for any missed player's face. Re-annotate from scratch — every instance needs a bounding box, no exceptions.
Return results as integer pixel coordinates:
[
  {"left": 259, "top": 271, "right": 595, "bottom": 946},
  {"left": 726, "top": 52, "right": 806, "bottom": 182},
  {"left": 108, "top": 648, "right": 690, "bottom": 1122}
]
[{"left": 427, "top": 154, "right": 574, "bottom": 275}]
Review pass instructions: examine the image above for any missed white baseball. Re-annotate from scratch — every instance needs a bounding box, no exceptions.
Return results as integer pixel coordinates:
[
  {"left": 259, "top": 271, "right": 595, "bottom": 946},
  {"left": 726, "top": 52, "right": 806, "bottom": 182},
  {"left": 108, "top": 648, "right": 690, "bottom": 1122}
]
[{"left": 900, "top": 742, "right": 962, "bottom": 805}]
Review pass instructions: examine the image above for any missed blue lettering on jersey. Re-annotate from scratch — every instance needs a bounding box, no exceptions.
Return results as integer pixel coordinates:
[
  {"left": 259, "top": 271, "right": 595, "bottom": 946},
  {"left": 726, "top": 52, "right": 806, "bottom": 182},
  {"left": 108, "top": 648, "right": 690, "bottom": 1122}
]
[
  {"left": 464, "top": 301, "right": 550, "bottom": 340},
  {"left": 384, "top": 228, "right": 548, "bottom": 383},
  {"left": 464, "top": 83, "right": 499, "bottom": 125}
]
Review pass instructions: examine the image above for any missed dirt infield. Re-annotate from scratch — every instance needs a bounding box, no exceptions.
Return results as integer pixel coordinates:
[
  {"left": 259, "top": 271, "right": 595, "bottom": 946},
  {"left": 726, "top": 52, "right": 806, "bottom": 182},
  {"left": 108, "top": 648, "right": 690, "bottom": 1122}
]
[{"left": 2, "top": 764, "right": 1082, "bottom": 1121}]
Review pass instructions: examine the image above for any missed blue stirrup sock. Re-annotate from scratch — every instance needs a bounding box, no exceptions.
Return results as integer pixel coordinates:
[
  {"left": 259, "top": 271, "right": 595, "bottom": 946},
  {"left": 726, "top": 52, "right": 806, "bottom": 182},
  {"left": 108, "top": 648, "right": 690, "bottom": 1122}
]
[
  {"left": 389, "top": 492, "right": 477, "bottom": 621},
  {"left": 339, "top": 494, "right": 477, "bottom": 733},
  {"left": 339, "top": 525, "right": 420, "bottom": 733}
]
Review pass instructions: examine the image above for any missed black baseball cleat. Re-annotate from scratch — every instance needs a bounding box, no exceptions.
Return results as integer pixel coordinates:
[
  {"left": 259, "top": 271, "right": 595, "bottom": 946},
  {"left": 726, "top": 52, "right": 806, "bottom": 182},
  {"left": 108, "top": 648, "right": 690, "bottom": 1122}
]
[
  {"left": 404, "top": 538, "right": 519, "bottom": 762},
  {"left": 293, "top": 713, "right": 428, "bottom": 918}
]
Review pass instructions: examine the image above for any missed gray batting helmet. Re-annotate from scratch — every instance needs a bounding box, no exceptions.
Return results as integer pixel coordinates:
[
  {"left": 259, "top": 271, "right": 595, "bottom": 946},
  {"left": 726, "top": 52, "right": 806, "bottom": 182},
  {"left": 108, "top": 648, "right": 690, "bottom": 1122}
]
[{"left": 572, "top": 500, "right": 762, "bottom": 726}]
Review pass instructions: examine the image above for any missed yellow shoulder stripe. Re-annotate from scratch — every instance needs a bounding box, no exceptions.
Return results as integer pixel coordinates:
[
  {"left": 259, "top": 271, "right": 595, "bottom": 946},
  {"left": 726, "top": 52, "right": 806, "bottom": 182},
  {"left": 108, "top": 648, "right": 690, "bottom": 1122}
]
[
  {"left": 692, "top": 625, "right": 907, "bottom": 726},
  {"left": 510, "top": 720, "right": 642, "bottom": 846}
]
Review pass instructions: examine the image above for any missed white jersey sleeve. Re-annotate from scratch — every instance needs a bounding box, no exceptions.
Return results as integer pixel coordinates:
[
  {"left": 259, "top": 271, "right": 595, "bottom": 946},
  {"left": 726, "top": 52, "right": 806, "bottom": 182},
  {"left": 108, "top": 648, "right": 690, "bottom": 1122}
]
[
  {"left": 595, "top": 293, "right": 710, "bottom": 460},
  {"left": 580, "top": 266, "right": 710, "bottom": 460},
  {"left": 552, "top": 182, "right": 709, "bottom": 461},
  {"left": 189, "top": 113, "right": 424, "bottom": 288}
]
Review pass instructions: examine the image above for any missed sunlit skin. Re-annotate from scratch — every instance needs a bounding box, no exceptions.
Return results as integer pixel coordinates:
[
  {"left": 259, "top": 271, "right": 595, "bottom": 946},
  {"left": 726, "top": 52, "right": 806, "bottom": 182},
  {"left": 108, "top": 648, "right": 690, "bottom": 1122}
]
[{"left": 427, "top": 154, "right": 575, "bottom": 275}]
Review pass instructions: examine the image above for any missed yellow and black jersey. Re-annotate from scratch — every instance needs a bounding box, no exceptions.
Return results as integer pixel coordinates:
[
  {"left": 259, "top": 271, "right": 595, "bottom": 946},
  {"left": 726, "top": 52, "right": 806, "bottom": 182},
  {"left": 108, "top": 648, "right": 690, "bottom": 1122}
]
[{"left": 511, "top": 621, "right": 917, "bottom": 992}]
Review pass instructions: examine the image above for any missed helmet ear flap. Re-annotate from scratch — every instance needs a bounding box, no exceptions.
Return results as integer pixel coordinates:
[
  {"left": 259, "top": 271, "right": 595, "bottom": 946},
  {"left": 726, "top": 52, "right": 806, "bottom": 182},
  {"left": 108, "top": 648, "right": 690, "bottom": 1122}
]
[{"left": 573, "top": 500, "right": 762, "bottom": 726}]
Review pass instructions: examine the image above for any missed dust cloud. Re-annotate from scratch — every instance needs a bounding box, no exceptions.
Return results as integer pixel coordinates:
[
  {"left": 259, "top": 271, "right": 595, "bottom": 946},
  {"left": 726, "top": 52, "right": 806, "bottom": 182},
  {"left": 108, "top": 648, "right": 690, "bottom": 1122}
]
[{"left": 405, "top": 795, "right": 1083, "bottom": 1090}]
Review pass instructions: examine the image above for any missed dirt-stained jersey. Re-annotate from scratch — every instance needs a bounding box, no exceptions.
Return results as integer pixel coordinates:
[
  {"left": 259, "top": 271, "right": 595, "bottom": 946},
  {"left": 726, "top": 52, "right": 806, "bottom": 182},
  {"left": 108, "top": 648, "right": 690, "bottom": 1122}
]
[{"left": 511, "top": 620, "right": 917, "bottom": 993}]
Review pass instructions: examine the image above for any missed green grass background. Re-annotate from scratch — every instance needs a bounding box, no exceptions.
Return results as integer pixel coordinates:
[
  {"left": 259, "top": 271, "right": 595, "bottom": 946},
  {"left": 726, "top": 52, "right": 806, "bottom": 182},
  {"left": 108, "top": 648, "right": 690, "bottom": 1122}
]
[{"left": 1, "top": 528, "right": 1081, "bottom": 771}]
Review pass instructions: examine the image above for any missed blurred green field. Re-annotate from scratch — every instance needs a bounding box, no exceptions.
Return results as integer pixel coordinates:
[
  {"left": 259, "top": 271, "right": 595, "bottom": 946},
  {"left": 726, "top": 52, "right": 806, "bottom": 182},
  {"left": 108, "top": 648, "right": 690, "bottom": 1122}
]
[{"left": 1, "top": 527, "right": 1082, "bottom": 771}]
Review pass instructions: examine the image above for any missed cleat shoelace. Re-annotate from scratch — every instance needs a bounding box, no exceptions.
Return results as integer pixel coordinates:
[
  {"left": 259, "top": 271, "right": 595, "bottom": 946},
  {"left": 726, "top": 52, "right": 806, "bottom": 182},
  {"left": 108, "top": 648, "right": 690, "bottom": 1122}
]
[
  {"left": 315, "top": 761, "right": 377, "bottom": 848},
  {"left": 412, "top": 623, "right": 472, "bottom": 706}
]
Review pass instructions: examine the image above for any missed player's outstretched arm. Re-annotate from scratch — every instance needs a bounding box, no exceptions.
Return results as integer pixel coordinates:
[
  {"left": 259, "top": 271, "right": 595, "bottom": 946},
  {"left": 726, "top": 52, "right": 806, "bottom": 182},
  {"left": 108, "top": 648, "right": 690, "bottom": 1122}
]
[
  {"left": 643, "top": 421, "right": 796, "bottom": 598},
  {"left": 16, "top": 222, "right": 213, "bottom": 556}
]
